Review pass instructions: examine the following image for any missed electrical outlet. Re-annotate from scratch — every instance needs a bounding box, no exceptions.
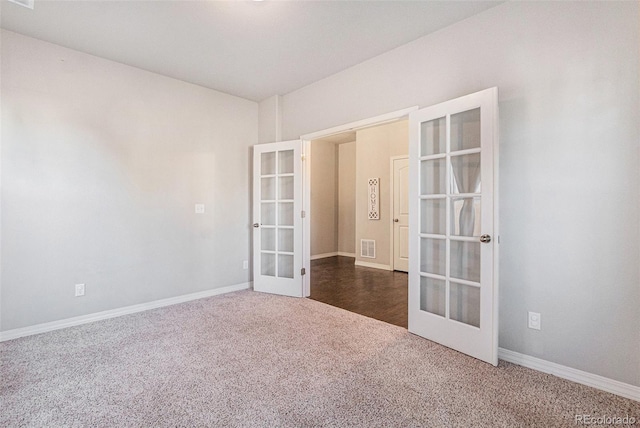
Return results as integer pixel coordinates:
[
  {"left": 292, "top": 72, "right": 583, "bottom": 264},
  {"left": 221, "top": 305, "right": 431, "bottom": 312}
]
[
  {"left": 75, "top": 284, "right": 85, "bottom": 297},
  {"left": 528, "top": 311, "right": 541, "bottom": 330},
  {"left": 195, "top": 204, "right": 205, "bottom": 214},
  {"left": 242, "top": 260, "right": 249, "bottom": 270}
]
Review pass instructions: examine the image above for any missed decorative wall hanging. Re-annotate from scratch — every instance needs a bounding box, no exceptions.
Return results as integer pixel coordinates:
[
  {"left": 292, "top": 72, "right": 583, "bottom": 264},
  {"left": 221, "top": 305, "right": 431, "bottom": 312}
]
[{"left": 368, "top": 178, "right": 379, "bottom": 220}]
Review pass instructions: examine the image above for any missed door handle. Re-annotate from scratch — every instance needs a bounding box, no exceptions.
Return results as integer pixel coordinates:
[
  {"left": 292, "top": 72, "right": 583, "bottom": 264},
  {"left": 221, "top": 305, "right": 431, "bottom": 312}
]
[
  {"left": 253, "top": 223, "right": 260, "bottom": 228},
  {"left": 480, "top": 234, "right": 491, "bottom": 243},
  {"left": 394, "top": 219, "right": 399, "bottom": 223}
]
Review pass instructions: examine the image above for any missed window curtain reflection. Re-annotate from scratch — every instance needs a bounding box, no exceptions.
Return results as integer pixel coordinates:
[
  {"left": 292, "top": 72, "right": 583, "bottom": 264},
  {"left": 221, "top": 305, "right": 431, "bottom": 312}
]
[
  {"left": 450, "top": 154, "right": 482, "bottom": 325},
  {"left": 451, "top": 154, "right": 481, "bottom": 236}
]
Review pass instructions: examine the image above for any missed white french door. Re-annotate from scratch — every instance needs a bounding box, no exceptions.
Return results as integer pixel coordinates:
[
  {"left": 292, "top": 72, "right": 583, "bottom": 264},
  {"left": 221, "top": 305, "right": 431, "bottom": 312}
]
[
  {"left": 408, "top": 88, "right": 499, "bottom": 365},
  {"left": 252, "top": 140, "right": 304, "bottom": 297}
]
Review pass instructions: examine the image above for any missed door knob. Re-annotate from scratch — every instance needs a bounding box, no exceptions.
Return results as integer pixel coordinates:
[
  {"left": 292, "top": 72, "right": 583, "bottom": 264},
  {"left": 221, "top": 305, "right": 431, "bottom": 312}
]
[
  {"left": 394, "top": 219, "right": 399, "bottom": 222},
  {"left": 480, "top": 234, "right": 491, "bottom": 243},
  {"left": 253, "top": 223, "right": 260, "bottom": 228}
]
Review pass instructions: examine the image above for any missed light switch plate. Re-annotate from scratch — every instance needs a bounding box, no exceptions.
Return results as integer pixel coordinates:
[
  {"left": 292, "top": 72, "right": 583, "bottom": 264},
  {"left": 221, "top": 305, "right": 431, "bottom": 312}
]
[{"left": 195, "top": 204, "right": 205, "bottom": 214}]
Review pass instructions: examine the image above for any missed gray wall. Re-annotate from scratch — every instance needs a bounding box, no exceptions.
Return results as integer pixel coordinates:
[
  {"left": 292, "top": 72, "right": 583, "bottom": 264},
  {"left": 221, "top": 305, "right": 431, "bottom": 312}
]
[
  {"left": 1, "top": 30, "right": 258, "bottom": 331},
  {"left": 279, "top": 2, "right": 640, "bottom": 386}
]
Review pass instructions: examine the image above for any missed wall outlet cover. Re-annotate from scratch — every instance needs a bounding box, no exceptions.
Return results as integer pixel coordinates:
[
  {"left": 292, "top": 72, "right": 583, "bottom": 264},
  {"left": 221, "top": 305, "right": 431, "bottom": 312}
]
[
  {"left": 75, "top": 284, "right": 85, "bottom": 297},
  {"left": 195, "top": 204, "right": 205, "bottom": 214},
  {"left": 528, "top": 311, "right": 541, "bottom": 330}
]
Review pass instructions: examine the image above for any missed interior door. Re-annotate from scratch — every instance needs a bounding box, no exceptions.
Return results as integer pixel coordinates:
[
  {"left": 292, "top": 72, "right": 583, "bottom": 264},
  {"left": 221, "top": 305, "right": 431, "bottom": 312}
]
[
  {"left": 408, "top": 88, "right": 499, "bottom": 365},
  {"left": 253, "top": 140, "right": 304, "bottom": 297},
  {"left": 393, "top": 157, "right": 409, "bottom": 272}
]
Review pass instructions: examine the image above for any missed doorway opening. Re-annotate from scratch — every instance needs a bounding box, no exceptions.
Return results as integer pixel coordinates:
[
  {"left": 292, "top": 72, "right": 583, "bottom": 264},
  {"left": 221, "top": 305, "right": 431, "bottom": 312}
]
[
  {"left": 306, "top": 118, "right": 411, "bottom": 328},
  {"left": 253, "top": 88, "right": 498, "bottom": 364}
]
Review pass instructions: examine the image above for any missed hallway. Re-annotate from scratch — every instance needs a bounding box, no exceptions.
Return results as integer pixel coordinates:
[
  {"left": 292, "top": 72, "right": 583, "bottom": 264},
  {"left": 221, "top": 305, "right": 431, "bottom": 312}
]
[{"left": 310, "top": 256, "right": 408, "bottom": 328}]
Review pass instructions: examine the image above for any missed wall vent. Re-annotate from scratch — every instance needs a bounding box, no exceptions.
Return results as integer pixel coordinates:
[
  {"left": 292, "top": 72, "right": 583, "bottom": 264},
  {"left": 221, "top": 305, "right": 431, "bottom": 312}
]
[
  {"left": 8, "top": 0, "right": 34, "bottom": 9},
  {"left": 360, "top": 239, "right": 376, "bottom": 259}
]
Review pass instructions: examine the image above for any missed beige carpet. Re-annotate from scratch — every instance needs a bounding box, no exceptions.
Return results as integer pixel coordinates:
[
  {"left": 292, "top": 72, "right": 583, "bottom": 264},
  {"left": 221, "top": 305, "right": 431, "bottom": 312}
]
[{"left": 1, "top": 290, "right": 638, "bottom": 427}]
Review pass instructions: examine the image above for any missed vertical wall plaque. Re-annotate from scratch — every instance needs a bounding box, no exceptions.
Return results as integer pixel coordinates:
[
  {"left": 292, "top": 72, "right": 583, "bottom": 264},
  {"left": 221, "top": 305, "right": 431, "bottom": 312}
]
[{"left": 368, "top": 178, "right": 379, "bottom": 220}]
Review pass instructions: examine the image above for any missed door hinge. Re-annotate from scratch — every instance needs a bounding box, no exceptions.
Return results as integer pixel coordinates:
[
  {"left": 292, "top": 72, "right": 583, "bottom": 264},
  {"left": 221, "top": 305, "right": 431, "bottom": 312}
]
[
  {"left": 301, "top": 210, "right": 306, "bottom": 218},
  {"left": 301, "top": 267, "right": 306, "bottom": 276},
  {"left": 301, "top": 154, "right": 306, "bottom": 161}
]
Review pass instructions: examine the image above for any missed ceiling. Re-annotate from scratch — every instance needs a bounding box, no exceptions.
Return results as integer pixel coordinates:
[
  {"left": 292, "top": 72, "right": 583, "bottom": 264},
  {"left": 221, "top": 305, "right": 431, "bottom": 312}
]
[{"left": 1, "top": 0, "right": 501, "bottom": 102}]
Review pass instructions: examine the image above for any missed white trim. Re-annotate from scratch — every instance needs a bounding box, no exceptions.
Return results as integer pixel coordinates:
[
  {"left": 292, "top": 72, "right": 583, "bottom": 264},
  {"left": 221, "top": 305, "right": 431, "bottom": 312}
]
[
  {"left": 310, "top": 252, "right": 355, "bottom": 260},
  {"left": 492, "top": 89, "right": 501, "bottom": 369},
  {"left": 337, "top": 252, "right": 356, "bottom": 258},
  {"left": 301, "top": 106, "right": 418, "bottom": 141},
  {"left": 0, "top": 282, "right": 252, "bottom": 342},
  {"left": 389, "top": 157, "right": 396, "bottom": 270},
  {"left": 354, "top": 260, "right": 392, "bottom": 271},
  {"left": 302, "top": 139, "right": 311, "bottom": 297},
  {"left": 499, "top": 348, "right": 640, "bottom": 402},
  {"left": 310, "top": 252, "right": 339, "bottom": 260}
]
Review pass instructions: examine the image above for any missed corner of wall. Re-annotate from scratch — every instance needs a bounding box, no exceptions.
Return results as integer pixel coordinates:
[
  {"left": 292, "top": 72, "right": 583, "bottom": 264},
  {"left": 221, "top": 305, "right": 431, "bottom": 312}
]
[{"left": 258, "top": 95, "right": 282, "bottom": 144}]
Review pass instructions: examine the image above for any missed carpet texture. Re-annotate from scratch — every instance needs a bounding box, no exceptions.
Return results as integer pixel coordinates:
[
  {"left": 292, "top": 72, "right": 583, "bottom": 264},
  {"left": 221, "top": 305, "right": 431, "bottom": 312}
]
[{"left": 1, "top": 290, "right": 638, "bottom": 427}]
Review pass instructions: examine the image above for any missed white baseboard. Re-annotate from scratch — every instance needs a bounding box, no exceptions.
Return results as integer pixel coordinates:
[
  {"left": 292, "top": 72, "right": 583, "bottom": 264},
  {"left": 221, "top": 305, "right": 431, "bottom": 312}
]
[
  {"left": 499, "top": 348, "right": 640, "bottom": 402},
  {"left": 310, "top": 252, "right": 339, "bottom": 260},
  {"left": 0, "top": 282, "right": 252, "bottom": 342},
  {"left": 354, "top": 260, "right": 392, "bottom": 271},
  {"left": 310, "top": 252, "right": 355, "bottom": 260},
  {"left": 337, "top": 252, "right": 356, "bottom": 258}
]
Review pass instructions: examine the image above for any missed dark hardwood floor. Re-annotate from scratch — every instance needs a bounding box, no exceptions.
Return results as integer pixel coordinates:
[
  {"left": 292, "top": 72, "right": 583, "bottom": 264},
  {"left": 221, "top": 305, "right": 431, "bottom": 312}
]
[{"left": 310, "top": 256, "right": 408, "bottom": 328}]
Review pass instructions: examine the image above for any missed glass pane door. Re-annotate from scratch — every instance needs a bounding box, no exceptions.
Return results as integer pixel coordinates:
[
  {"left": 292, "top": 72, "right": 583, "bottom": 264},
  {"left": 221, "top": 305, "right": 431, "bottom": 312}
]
[
  {"left": 253, "top": 140, "right": 303, "bottom": 297},
  {"left": 408, "top": 87, "right": 498, "bottom": 366},
  {"left": 418, "top": 108, "right": 482, "bottom": 327},
  {"left": 259, "top": 150, "right": 295, "bottom": 279}
]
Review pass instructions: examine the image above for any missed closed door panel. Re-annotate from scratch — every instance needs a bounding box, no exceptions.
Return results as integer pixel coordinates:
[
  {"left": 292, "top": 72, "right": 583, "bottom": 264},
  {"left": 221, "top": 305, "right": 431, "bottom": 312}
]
[{"left": 393, "top": 158, "right": 409, "bottom": 272}]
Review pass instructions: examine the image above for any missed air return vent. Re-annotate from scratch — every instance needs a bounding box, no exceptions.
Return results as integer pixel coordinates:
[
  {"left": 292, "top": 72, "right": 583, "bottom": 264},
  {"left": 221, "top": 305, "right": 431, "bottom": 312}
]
[
  {"left": 8, "top": 0, "right": 34, "bottom": 9},
  {"left": 360, "top": 239, "right": 376, "bottom": 259}
]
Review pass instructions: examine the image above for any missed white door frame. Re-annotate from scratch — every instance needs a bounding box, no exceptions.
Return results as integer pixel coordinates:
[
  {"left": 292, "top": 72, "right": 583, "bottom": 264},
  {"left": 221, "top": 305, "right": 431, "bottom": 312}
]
[
  {"left": 389, "top": 155, "right": 409, "bottom": 271},
  {"left": 299, "top": 106, "right": 418, "bottom": 297}
]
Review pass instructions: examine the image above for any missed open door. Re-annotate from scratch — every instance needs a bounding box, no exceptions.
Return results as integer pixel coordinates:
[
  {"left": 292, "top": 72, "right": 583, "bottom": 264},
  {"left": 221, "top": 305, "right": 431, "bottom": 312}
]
[
  {"left": 253, "top": 140, "right": 304, "bottom": 297},
  {"left": 408, "top": 88, "right": 499, "bottom": 365}
]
